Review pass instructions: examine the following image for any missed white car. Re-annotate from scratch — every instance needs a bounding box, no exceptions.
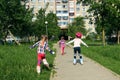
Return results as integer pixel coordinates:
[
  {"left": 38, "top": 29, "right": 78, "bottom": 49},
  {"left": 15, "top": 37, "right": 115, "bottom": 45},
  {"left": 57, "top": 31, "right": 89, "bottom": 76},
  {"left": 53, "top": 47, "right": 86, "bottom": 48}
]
[
  {"left": 6, "top": 35, "right": 21, "bottom": 42},
  {"left": 6, "top": 36, "right": 14, "bottom": 42}
]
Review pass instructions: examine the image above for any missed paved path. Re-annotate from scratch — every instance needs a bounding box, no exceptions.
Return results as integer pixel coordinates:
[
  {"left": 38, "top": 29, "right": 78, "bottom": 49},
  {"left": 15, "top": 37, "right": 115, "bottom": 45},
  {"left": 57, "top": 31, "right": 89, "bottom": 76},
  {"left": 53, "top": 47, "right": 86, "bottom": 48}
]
[{"left": 50, "top": 44, "right": 120, "bottom": 80}]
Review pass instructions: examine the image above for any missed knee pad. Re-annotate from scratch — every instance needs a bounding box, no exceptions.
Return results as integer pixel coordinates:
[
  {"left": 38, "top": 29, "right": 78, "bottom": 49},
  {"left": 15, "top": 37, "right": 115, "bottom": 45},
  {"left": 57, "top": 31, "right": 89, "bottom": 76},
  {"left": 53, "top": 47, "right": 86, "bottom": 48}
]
[
  {"left": 43, "top": 59, "right": 48, "bottom": 65},
  {"left": 80, "top": 56, "right": 82, "bottom": 59},
  {"left": 74, "top": 56, "right": 76, "bottom": 59}
]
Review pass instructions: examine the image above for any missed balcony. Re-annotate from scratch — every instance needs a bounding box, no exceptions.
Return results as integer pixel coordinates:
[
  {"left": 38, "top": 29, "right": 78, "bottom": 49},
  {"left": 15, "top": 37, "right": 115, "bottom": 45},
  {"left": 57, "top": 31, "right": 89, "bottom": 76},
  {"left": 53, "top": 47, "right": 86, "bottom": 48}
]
[{"left": 69, "top": 13, "right": 74, "bottom": 16}]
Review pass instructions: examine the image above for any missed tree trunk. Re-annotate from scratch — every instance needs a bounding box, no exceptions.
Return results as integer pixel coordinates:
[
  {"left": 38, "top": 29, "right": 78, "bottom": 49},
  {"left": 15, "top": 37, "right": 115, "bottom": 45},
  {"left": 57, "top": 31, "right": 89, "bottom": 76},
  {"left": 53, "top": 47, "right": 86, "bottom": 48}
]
[
  {"left": 117, "top": 31, "right": 120, "bottom": 44},
  {"left": 102, "top": 28, "right": 105, "bottom": 46},
  {"left": 8, "top": 30, "right": 21, "bottom": 45}
]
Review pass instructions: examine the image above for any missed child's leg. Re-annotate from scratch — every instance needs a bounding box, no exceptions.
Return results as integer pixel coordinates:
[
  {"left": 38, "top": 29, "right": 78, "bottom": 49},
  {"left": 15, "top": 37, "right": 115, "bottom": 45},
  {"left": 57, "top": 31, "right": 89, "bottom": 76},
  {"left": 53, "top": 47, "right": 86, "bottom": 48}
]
[
  {"left": 37, "top": 54, "right": 42, "bottom": 73},
  {"left": 43, "top": 59, "right": 50, "bottom": 69},
  {"left": 78, "top": 48, "right": 83, "bottom": 64},
  {"left": 62, "top": 46, "right": 65, "bottom": 55},
  {"left": 60, "top": 47, "right": 62, "bottom": 55},
  {"left": 73, "top": 47, "right": 77, "bottom": 64}
]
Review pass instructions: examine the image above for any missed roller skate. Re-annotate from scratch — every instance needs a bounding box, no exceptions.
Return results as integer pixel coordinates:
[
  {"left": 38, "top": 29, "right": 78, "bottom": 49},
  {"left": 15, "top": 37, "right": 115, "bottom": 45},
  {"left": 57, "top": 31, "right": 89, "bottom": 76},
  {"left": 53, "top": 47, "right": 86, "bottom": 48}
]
[
  {"left": 80, "top": 56, "right": 83, "bottom": 65},
  {"left": 73, "top": 59, "right": 77, "bottom": 65},
  {"left": 37, "top": 66, "right": 41, "bottom": 74}
]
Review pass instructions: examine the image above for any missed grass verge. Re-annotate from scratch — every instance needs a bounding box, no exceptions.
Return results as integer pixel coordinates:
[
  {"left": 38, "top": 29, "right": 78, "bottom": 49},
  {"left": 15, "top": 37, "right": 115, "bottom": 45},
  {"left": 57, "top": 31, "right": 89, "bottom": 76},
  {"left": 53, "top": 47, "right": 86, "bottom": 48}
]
[
  {"left": 82, "top": 45, "right": 120, "bottom": 75},
  {"left": 0, "top": 42, "right": 56, "bottom": 80}
]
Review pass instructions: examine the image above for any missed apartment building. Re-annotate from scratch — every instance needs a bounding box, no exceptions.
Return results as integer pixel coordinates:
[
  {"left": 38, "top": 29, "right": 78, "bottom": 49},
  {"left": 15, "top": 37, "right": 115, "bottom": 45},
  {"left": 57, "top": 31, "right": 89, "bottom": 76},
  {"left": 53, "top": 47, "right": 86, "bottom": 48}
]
[{"left": 26, "top": 0, "right": 95, "bottom": 32}]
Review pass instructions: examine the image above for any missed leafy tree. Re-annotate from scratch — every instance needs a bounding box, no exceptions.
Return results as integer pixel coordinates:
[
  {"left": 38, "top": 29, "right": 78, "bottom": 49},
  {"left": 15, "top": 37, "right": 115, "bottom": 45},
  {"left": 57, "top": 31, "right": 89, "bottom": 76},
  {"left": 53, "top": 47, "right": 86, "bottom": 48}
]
[
  {"left": 35, "top": 8, "right": 46, "bottom": 38},
  {"left": 35, "top": 6, "right": 60, "bottom": 40},
  {"left": 68, "top": 16, "right": 86, "bottom": 37},
  {"left": 46, "top": 12, "right": 60, "bottom": 40},
  {"left": 77, "top": 0, "right": 120, "bottom": 45},
  {"left": 0, "top": 0, "right": 33, "bottom": 40}
]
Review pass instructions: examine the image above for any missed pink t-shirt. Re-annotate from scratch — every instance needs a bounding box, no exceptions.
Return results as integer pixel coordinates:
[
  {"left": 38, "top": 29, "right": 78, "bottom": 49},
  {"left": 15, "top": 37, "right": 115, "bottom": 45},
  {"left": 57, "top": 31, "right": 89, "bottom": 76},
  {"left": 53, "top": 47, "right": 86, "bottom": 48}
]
[{"left": 59, "top": 40, "right": 65, "bottom": 47}]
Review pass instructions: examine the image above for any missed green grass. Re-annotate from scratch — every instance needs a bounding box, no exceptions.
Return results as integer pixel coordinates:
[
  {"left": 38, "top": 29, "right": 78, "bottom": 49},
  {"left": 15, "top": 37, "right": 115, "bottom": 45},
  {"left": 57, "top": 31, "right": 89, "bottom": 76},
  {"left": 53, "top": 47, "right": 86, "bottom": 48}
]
[
  {"left": 82, "top": 45, "right": 120, "bottom": 75},
  {"left": 0, "top": 43, "right": 55, "bottom": 80}
]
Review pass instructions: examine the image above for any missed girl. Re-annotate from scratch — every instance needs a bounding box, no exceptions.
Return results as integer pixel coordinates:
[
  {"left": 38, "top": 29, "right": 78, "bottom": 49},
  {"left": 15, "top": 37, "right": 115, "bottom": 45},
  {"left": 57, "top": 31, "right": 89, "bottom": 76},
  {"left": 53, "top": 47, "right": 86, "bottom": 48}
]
[
  {"left": 59, "top": 36, "right": 66, "bottom": 55},
  {"left": 66, "top": 32, "right": 88, "bottom": 65},
  {"left": 30, "top": 35, "right": 55, "bottom": 74}
]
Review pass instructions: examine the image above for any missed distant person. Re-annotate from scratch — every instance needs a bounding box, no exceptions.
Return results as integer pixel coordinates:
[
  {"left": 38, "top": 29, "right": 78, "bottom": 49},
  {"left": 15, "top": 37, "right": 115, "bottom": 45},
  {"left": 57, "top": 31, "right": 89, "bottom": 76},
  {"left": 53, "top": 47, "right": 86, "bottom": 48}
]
[
  {"left": 59, "top": 36, "right": 66, "bottom": 55},
  {"left": 66, "top": 32, "right": 88, "bottom": 65},
  {"left": 30, "top": 35, "right": 55, "bottom": 74}
]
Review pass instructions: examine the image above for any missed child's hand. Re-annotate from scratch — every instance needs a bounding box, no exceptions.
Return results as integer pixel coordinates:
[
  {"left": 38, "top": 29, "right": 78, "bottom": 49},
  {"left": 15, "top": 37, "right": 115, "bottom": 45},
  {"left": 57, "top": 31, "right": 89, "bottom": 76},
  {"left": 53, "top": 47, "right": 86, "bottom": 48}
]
[
  {"left": 29, "top": 46, "right": 34, "bottom": 49},
  {"left": 52, "top": 51, "right": 55, "bottom": 54},
  {"left": 49, "top": 50, "right": 55, "bottom": 54},
  {"left": 86, "top": 45, "right": 89, "bottom": 47}
]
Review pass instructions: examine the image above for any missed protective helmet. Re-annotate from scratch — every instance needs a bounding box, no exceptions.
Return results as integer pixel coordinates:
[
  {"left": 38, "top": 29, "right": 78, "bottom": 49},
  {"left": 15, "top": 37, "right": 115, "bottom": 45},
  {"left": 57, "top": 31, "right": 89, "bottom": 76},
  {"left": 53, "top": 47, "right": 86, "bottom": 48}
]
[{"left": 76, "top": 32, "right": 82, "bottom": 38}]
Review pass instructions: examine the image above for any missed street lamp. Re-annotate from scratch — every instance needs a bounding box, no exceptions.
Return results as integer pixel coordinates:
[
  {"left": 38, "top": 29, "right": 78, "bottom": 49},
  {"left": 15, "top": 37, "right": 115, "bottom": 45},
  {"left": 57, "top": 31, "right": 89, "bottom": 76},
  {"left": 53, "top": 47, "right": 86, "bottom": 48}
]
[{"left": 45, "top": 21, "right": 48, "bottom": 37}]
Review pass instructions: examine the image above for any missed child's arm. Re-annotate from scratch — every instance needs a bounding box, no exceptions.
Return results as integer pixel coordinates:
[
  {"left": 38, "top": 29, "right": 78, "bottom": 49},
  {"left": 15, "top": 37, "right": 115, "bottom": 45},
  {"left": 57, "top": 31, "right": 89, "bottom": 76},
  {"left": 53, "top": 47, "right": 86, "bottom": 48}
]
[
  {"left": 30, "top": 41, "right": 40, "bottom": 49},
  {"left": 66, "top": 39, "right": 74, "bottom": 45},
  {"left": 80, "top": 40, "right": 88, "bottom": 47},
  {"left": 45, "top": 42, "right": 55, "bottom": 54}
]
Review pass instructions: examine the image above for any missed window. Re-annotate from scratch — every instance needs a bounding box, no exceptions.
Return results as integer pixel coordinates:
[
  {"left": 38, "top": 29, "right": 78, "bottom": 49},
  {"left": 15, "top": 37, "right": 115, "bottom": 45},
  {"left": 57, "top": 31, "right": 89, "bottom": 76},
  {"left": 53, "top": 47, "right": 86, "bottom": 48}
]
[
  {"left": 69, "top": 8, "right": 74, "bottom": 12},
  {"left": 57, "top": 5, "right": 62, "bottom": 9},
  {"left": 58, "top": 22, "right": 62, "bottom": 26},
  {"left": 56, "top": 0, "right": 61, "bottom": 2},
  {"left": 63, "top": 16, "right": 68, "bottom": 20},
  {"left": 56, "top": 10, "right": 61, "bottom": 14},
  {"left": 38, "top": 0, "right": 42, "bottom": 2},
  {"left": 63, "top": 5, "right": 68, "bottom": 9},
  {"left": 76, "top": 7, "right": 80, "bottom": 11},
  {"left": 57, "top": 16, "right": 61, "bottom": 20},
  {"left": 76, "top": 3, "right": 80, "bottom": 7},
  {"left": 83, "top": 7, "right": 85, "bottom": 11},
  {"left": 76, "top": 3, "right": 80, "bottom": 11},
  {"left": 49, "top": 0, "right": 54, "bottom": 2},
  {"left": 69, "top": 13, "right": 74, "bottom": 16},
  {"left": 70, "top": 18, "right": 74, "bottom": 23},
  {"left": 63, "top": 10, "right": 68, "bottom": 14},
  {"left": 63, "top": 22, "right": 68, "bottom": 25},
  {"left": 31, "top": 0, "right": 36, "bottom": 2},
  {"left": 62, "top": 0, "right": 68, "bottom": 3},
  {"left": 69, "top": 2, "right": 74, "bottom": 7}
]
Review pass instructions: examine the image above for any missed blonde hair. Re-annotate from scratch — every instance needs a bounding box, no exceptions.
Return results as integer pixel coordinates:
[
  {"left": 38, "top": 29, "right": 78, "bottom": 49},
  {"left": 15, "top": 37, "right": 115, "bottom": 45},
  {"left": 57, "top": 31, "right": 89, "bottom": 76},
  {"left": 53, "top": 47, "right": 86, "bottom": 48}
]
[
  {"left": 41, "top": 35, "right": 48, "bottom": 41},
  {"left": 40, "top": 35, "right": 48, "bottom": 46}
]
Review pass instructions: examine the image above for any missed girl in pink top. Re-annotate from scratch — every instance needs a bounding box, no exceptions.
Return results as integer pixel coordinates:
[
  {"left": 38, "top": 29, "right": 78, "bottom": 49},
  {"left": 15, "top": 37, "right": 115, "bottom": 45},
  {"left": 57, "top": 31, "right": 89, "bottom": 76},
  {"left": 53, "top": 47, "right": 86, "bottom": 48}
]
[{"left": 59, "top": 36, "right": 66, "bottom": 55}]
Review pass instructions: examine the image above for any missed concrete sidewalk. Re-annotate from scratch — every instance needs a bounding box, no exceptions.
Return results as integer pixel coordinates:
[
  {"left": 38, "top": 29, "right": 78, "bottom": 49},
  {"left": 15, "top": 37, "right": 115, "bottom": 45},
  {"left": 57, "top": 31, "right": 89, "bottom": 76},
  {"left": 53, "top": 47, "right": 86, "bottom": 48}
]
[{"left": 50, "top": 44, "right": 120, "bottom": 80}]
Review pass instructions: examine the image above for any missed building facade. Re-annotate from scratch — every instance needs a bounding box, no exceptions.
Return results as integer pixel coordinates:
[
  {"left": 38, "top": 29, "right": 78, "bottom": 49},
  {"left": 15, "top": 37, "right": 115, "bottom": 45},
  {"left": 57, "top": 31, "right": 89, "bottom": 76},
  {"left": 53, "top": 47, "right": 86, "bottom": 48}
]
[{"left": 26, "top": 0, "right": 95, "bottom": 32}]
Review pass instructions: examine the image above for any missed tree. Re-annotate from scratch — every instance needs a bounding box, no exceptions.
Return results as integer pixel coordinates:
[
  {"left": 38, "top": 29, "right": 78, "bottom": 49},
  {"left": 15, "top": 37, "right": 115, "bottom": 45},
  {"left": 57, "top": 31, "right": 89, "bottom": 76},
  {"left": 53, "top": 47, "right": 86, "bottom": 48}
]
[
  {"left": 68, "top": 16, "right": 86, "bottom": 37},
  {"left": 77, "top": 0, "right": 120, "bottom": 45},
  {"left": 0, "top": 0, "right": 33, "bottom": 41},
  {"left": 34, "top": 8, "right": 46, "bottom": 38},
  {"left": 46, "top": 12, "right": 60, "bottom": 40}
]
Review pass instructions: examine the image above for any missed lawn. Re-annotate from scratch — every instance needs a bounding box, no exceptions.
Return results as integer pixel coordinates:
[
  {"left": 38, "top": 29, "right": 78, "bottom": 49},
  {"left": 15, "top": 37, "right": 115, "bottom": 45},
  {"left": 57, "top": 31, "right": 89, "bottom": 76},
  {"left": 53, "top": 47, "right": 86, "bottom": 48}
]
[
  {"left": 1, "top": 41, "right": 120, "bottom": 80},
  {"left": 82, "top": 44, "right": 120, "bottom": 75},
  {"left": 0, "top": 43, "right": 55, "bottom": 80}
]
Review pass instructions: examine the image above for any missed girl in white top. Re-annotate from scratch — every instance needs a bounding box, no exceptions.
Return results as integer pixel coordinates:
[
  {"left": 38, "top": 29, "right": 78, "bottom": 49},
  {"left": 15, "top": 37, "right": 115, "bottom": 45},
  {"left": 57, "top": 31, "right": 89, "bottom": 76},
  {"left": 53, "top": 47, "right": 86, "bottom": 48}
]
[{"left": 66, "top": 32, "right": 88, "bottom": 65}]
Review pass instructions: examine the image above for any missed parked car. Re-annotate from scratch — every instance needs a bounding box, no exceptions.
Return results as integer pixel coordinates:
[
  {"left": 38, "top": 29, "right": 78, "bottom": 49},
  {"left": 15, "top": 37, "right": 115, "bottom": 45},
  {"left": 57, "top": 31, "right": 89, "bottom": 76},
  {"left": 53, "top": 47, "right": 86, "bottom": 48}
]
[
  {"left": 6, "top": 35, "right": 14, "bottom": 42},
  {"left": 6, "top": 35, "right": 22, "bottom": 42}
]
